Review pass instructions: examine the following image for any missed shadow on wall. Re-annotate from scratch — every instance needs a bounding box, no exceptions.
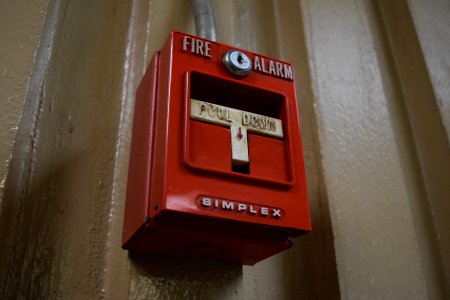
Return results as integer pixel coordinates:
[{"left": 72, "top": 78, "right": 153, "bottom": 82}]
[{"left": 128, "top": 252, "right": 243, "bottom": 298}]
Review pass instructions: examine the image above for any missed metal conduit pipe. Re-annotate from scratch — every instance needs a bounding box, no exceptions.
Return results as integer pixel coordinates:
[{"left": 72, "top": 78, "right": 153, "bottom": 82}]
[{"left": 192, "top": 0, "right": 217, "bottom": 41}]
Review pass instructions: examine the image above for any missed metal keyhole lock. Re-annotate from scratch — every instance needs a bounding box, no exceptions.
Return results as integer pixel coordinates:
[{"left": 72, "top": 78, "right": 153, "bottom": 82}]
[{"left": 222, "top": 50, "right": 252, "bottom": 77}]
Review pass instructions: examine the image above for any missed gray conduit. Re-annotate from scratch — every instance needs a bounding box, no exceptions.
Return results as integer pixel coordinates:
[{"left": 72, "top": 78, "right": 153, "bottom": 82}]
[{"left": 192, "top": 0, "right": 217, "bottom": 41}]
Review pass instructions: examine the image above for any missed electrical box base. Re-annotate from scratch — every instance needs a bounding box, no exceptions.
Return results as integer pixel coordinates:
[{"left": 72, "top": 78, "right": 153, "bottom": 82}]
[{"left": 123, "top": 211, "right": 295, "bottom": 265}]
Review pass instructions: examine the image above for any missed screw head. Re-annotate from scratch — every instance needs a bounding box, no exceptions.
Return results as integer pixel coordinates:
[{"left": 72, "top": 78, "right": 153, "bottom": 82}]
[{"left": 222, "top": 50, "right": 252, "bottom": 77}]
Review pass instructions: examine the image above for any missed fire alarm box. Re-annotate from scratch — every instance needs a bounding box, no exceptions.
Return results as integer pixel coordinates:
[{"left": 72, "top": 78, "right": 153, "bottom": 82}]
[{"left": 122, "top": 31, "right": 311, "bottom": 265}]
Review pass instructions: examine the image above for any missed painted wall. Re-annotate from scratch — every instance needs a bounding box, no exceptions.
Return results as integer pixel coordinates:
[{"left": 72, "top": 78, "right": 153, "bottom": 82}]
[
  {"left": 0, "top": 0, "right": 448, "bottom": 299},
  {"left": 0, "top": 0, "right": 49, "bottom": 205}
]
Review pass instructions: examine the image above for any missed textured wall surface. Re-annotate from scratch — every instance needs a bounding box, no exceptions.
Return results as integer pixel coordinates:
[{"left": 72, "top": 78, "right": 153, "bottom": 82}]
[
  {"left": 0, "top": 0, "right": 48, "bottom": 204},
  {"left": 407, "top": 0, "right": 450, "bottom": 141},
  {"left": 0, "top": 0, "right": 133, "bottom": 298},
  {"left": 377, "top": 0, "right": 450, "bottom": 296},
  {"left": 302, "top": 0, "right": 428, "bottom": 298},
  {"left": 0, "top": 0, "right": 449, "bottom": 299}
]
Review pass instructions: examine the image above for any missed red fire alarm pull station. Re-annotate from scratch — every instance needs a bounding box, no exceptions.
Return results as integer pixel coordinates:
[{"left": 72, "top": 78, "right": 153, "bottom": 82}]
[{"left": 122, "top": 31, "right": 311, "bottom": 265}]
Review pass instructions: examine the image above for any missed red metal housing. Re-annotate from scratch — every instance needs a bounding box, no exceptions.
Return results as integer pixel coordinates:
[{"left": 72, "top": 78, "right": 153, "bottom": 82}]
[{"left": 122, "top": 31, "right": 311, "bottom": 265}]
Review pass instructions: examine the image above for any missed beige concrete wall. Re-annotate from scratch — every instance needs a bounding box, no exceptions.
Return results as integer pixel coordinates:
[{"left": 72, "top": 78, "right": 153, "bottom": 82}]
[
  {"left": 0, "top": 0, "right": 49, "bottom": 204},
  {"left": 300, "top": 0, "right": 448, "bottom": 298},
  {"left": 0, "top": 0, "right": 449, "bottom": 299},
  {"left": 0, "top": 0, "right": 134, "bottom": 297},
  {"left": 377, "top": 0, "right": 450, "bottom": 297},
  {"left": 407, "top": 0, "right": 450, "bottom": 141}
]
